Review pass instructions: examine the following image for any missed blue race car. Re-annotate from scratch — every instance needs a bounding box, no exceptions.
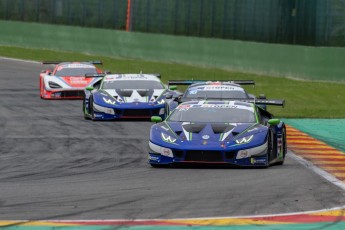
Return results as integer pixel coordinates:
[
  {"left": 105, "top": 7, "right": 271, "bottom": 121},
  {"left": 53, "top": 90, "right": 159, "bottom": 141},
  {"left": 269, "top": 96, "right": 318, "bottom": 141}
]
[
  {"left": 167, "top": 80, "right": 267, "bottom": 110},
  {"left": 149, "top": 100, "right": 286, "bottom": 168},
  {"left": 83, "top": 73, "right": 177, "bottom": 120}
]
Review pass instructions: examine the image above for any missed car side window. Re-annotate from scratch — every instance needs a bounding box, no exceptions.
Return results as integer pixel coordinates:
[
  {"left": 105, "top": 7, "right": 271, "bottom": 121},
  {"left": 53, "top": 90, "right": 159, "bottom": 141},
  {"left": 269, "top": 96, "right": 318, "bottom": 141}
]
[{"left": 93, "top": 80, "right": 102, "bottom": 89}]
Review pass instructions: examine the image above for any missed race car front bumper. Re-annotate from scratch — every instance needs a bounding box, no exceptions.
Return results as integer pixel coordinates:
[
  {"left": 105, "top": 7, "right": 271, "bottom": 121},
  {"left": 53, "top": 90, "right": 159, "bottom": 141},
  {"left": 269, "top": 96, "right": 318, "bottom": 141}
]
[{"left": 148, "top": 141, "right": 268, "bottom": 167}]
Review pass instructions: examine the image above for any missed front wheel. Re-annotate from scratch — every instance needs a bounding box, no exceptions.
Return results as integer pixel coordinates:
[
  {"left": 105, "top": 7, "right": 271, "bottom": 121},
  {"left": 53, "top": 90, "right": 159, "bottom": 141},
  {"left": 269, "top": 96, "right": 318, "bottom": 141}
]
[
  {"left": 265, "top": 130, "right": 275, "bottom": 167},
  {"left": 276, "top": 127, "right": 287, "bottom": 165},
  {"left": 89, "top": 96, "right": 97, "bottom": 121}
]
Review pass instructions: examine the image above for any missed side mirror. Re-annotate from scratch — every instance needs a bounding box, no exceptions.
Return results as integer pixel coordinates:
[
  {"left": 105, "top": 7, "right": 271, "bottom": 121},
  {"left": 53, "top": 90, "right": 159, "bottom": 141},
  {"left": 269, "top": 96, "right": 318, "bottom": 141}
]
[
  {"left": 151, "top": 116, "right": 163, "bottom": 123},
  {"left": 169, "top": 85, "right": 177, "bottom": 90},
  {"left": 268, "top": 119, "right": 280, "bottom": 126},
  {"left": 86, "top": 86, "right": 94, "bottom": 91},
  {"left": 104, "top": 70, "right": 111, "bottom": 74},
  {"left": 174, "top": 95, "right": 182, "bottom": 102},
  {"left": 258, "top": 94, "right": 266, "bottom": 99},
  {"left": 165, "top": 94, "right": 173, "bottom": 99}
]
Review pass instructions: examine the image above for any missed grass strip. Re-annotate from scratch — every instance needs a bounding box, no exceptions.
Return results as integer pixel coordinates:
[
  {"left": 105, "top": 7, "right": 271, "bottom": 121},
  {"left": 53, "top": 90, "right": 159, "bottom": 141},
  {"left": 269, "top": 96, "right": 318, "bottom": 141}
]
[{"left": 1, "top": 45, "right": 344, "bottom": 118}]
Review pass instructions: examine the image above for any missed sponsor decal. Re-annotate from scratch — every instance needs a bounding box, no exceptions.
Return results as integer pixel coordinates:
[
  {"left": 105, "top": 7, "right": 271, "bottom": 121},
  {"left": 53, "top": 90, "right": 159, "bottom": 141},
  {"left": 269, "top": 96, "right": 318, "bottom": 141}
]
[
  {"left": 202, "top": 141, "right": 208, "bottom": 145},
  {"left": 178, "top": 104, "right": 191, "bottom": 111},
  {"left": 51, "top": 92, "right": 61, "bottom": 98},
  {"left": 149, "top": 155, "right": 160, "bottom": 161},
  {"left": 204, "top": 86, "right": 239, "bottom": 91},
  {"left": 61, "top": 76, "right": 92, "bottom": 87},
  {"left": 251, "top": 158, "right": 267, "bottom": 164},
  {"left": 202, "top": 135, "right": 210, "bottom": 140}
]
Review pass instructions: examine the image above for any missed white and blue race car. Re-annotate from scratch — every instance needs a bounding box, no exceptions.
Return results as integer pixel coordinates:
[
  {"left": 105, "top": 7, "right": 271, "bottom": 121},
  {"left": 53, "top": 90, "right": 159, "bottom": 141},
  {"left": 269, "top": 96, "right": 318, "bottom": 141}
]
[
  {"left": 83, "top": 73, "right": 177, "bottom": 120},
  {"left": 167, "top": 80, "right": 268, "bottom": 110},
  {"left": 149, "top": 100, "right": 286, "bottom": 168}
]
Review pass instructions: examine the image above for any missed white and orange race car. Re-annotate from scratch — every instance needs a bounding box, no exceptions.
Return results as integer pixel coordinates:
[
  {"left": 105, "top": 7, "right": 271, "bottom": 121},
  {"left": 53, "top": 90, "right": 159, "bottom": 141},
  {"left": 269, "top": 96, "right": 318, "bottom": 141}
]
[{"left": 39, "top": 61, "right": 104, "bottom": 99}]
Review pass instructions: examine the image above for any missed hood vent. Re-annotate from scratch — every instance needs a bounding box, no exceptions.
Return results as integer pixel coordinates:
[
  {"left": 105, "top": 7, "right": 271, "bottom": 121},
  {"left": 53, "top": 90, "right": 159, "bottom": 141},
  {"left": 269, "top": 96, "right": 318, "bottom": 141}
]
[
  {"left": 231, "top": 131, "right": 240, "bottom": 137},
  {"left": 137, "top": 89, "right": 152, "bottom": 97},
  {"left": 211, "top": 124, "right": 235, "bottom": 134},
  {"left": 116, "top": 89, "right": 133, "bottom": 97},
  {"left": 175, "top": 131, "right": 183, "bottom": 136},
  {"left": 182, "top": 123, "right": 206, "bottom": 133}
]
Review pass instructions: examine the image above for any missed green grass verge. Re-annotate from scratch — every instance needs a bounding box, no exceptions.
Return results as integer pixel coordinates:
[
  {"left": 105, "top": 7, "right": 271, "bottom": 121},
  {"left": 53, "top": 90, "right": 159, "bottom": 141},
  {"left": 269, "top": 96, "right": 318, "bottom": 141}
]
[{"left": 1, "top": 45, "right": 344, "bottom": 118}]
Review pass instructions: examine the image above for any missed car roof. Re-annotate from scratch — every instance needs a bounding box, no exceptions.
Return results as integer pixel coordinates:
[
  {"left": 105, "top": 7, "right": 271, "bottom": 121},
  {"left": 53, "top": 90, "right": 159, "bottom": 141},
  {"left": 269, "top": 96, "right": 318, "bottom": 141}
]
[
  {"left": 103, "top": 74, "right": 161, "bottom": 82},
  {"left": 177, "top": 100, "right": 255, "bottom": 111},
  {"left": 187, "top": 82, "right": 245, "bottom": 92},
  {"left": 57, "top": 63, "right": 96, "bottom": 69}
]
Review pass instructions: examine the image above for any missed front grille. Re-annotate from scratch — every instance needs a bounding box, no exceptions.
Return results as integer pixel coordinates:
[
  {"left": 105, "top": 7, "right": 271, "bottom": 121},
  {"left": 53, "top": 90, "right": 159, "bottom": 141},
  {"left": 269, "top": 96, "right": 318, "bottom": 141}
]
[
  {"left": 173, "top": 150, "right": 184, "bottom": 158},
  {"left": 225, "top": 151, "right": 237, "bottom": 159},
  {"left": 123, "top": 109, "right": 151, "bottom": 116},
  {"left": 185, "top": 150, "right": 223, "bottom": 162},
  {"left": 60, "top": 90, "right": 84, "bottom": 97},
  {"left": 121, "top": 108, "right": 161, "bottom": 117}
]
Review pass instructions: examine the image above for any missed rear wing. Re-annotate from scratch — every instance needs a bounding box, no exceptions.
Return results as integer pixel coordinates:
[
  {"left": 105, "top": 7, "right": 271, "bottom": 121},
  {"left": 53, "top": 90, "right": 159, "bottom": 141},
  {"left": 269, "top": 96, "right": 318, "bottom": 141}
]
[
  {"left": 85, "top": 73, "right": 106, "bottom": 78},
  {"left": 139, "top": 72, "right": 161, "bottom": 79},
  {"left": 240, "top": 99, "right": 285, "bottom": 107},
  {"left": 168, "top": 80, "right": 255, "bottom": 86},
  {"left": 42, "top": 60, "right": 103, "bottom": 65}
]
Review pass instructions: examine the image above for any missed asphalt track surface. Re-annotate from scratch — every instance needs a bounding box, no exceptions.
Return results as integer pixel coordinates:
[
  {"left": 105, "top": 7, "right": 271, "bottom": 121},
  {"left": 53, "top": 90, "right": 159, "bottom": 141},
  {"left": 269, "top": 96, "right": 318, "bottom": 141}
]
[{"left": 0, "top": 58, "right": 345, "bottom": 220}]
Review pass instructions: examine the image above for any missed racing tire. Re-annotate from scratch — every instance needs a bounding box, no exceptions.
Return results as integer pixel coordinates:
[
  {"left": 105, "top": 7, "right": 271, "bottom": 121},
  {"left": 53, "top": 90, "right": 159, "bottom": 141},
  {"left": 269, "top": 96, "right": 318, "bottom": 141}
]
[
  {"left": 82, "top": 98, "right": 91, "bottom": 120},
  {"left": 264, "top": 130, "right": 275, "bottom": 168},
  {"left": 276, "top": 127, "right": 287, "bottom": 165},
  {"left": 150, "top": 163, "right": 170, "bottom": 168},
  {"left": 89, "top": 96, "right": 96, "bottom": 121}
]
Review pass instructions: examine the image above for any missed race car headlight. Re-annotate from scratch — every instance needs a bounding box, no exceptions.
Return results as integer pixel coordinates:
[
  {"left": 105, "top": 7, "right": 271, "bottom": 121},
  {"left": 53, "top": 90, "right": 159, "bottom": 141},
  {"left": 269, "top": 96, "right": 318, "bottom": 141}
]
[
  {"left": 93, "top": 103, "right": 115, "bottom": 115},
  {"left": 149, "top": 142, "right": 173, "bottom": 158},
  {"left": 235, "top": 135, "right": 254, "bottom": 145},
  {"left": 161, "top": 133, "right": 176, "bottom": 143},
  {"left": 159, "top": 108, "right": 165, "bottom": 115},
  {"left": 236, "top": 141, "right": 268, "bottom": 159},
  {"left": 48, "top": 81, "right": 62, "bottom": 88}
]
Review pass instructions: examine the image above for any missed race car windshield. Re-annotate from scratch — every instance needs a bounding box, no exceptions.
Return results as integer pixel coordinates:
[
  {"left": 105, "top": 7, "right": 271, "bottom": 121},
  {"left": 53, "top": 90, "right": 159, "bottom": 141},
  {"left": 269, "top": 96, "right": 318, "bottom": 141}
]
[
  {"left": 55, "top": 68, "right": 98, "bottom": 76},
  {"left": 168, "top": 107, "right": 256, "bottom": 123},
  {"left": 102, "top": 80, "right": 164, "bottom": 90},
  {"left": 185, "top": 90, "right": 248, "bottom": 99}
]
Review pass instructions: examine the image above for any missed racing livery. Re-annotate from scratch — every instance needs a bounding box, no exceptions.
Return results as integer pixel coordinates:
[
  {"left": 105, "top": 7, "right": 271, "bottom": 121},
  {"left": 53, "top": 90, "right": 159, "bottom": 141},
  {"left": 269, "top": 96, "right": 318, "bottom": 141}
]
[
  {"left": 39, "top": 61, "right": 104, "bottom": 99},
  {"left": 149, "top": 100, "right": 286, "bottom": 168},
  {"left": 167, "top": 80, "right": 267, "bottom": 110},
  {"left": 83, "top": 73, "right": 178, "bottom": 120}
]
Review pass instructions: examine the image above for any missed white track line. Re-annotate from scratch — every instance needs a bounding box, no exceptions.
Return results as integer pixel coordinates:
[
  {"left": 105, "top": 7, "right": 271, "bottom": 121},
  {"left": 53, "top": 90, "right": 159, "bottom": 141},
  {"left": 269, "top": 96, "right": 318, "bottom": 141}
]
[
  {"left": 0, "top": 56, "right": 40, "bottom": 64},
  {"left": 288, "top": 152, "right": 345, "bottom": 191}
]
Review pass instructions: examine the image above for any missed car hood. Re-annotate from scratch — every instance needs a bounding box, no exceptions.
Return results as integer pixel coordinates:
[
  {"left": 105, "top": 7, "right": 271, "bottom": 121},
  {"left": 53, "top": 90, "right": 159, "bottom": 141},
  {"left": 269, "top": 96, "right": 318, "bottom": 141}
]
[
  {"left": 103, "top": 89, "right": 166, "bottom": 103},
  {"left": 59, "top": 76, "right": 94, "bottom": 87},
  {"left": 44, "top": 75, "right": 98, "bottom": 89},
  {"left": 151, "top": 121, "right": 267, "bottom": 145}
]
